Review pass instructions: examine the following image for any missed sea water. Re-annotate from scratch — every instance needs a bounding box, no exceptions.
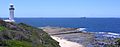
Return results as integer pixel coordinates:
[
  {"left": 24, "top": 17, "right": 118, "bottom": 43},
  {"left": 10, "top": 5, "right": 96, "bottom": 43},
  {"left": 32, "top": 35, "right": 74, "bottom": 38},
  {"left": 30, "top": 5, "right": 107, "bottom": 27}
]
[{"left": 13, "top": 18, "right": 120, "bottom": 33}]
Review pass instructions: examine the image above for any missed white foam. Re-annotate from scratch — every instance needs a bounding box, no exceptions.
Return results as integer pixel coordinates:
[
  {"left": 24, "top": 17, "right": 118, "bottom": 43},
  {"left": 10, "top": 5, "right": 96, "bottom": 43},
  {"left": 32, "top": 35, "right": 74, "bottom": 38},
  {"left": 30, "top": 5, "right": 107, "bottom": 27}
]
[
  {"left": 96, "top": 32, "right": 120, "bottom": 38},
  {"left": 108, "top": 32, "right": 120, "bottom": 35},
  {"left": 77, "top": 28, "right": 86, "bottom": 31}
]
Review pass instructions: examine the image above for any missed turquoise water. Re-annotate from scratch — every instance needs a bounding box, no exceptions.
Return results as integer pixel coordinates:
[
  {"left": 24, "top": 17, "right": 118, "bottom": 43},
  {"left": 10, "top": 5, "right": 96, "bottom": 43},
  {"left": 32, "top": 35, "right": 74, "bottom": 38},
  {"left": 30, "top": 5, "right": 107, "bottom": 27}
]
[{"left": 13, "top": 18, "right": 120, "bottom": 33}]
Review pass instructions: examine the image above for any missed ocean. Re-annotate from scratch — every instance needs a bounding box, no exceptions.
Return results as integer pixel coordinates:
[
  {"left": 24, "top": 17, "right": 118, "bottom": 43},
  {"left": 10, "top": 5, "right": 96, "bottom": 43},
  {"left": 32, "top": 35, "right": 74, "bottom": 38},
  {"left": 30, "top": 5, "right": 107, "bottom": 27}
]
[
  {"left": 12, "top": 18, "right": 120, "bottom": 33},
  {"left": 3, "top": 18, "right": 120, "bottom": 46}
]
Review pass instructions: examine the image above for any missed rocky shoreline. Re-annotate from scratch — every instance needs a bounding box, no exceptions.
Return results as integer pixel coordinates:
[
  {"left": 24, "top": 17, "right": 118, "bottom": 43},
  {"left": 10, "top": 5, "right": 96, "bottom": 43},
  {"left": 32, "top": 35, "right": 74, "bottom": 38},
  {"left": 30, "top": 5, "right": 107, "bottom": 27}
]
[{"left": 40, "top": 26, "right": 120, "bottom": 47}]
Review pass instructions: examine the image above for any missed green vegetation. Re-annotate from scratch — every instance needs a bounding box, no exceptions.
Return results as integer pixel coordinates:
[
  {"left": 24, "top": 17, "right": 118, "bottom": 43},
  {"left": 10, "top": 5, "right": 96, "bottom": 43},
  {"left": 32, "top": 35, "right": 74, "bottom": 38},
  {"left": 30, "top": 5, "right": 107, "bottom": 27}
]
[
  {"left": 104, "top": 38, "right": 120, "bottom": 47},
  {"left": 0, "top": 20, "right": 60, "bottom": 47},
  {"left": 104, "top": 44, "right": 119, "bottom": 47},
  {"left": 0, "top": 26, "right": 7, "bottom": 31},
  {"left": 116, "top": 38, "right": 120, "bottom": 45},
  {"left": 2, "top": 40, "right": 32, "bottom": 47},
  {"left": 18, "top": 23, "right": 60, "bottom": 47}
]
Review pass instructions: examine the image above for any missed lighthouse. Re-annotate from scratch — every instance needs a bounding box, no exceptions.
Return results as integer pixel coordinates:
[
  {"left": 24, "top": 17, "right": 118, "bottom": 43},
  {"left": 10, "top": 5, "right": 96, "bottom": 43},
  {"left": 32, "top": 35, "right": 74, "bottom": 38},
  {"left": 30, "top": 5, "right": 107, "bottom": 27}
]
[
  {"left": 9, "top": 4, "right": 15, "bottom": 20},
  {"left": 4, "top": 4, "right": 15, "bottom": 22}
]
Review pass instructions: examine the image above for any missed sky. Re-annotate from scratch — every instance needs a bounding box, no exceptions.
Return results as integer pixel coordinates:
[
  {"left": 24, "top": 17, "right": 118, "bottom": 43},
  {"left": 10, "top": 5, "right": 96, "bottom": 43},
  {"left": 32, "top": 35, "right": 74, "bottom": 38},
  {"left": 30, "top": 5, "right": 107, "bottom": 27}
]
[{"left": 0, "top": 0, "right": 120, "bottom": 18}]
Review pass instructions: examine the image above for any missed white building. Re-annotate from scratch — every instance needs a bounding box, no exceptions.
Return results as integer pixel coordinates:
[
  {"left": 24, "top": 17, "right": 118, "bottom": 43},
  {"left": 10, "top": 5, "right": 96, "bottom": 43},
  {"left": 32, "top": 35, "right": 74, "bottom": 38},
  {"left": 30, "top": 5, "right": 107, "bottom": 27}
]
[{"left": 4, "top": 4, "right": 15, "bottom": 22}]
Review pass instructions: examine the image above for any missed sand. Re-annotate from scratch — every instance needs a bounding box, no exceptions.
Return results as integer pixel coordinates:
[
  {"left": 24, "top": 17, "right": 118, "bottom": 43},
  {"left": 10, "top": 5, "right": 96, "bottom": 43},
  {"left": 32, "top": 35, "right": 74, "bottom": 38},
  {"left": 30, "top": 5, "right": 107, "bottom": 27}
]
[{"left": 51, "top": 36, "right": 84, "bottom": 47}]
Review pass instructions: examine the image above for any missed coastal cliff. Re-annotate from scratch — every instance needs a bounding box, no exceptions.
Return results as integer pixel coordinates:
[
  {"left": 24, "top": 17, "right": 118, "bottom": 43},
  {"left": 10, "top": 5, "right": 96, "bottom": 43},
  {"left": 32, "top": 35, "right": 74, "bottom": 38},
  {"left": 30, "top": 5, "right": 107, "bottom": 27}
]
[{"left": 0, "top": 19, "right": 60, "bottom": 47}]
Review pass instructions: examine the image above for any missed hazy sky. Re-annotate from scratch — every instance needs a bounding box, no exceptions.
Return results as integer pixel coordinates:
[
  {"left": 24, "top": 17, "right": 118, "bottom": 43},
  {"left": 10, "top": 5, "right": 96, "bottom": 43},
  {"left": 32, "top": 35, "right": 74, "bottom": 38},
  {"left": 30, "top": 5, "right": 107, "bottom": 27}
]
[{"left": 0, "top": 0, "right": 120, "bottom": 18}]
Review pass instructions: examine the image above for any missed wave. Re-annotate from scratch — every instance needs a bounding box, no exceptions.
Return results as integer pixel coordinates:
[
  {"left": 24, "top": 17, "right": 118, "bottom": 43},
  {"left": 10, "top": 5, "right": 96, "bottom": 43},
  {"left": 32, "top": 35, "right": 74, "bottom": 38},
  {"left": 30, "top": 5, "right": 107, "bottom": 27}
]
[
  {"left": 94, "top": 32, "right": 120, "bottom": 38},
  {"left": 78, "top": 28, "right": 120, "bottom": 38}
]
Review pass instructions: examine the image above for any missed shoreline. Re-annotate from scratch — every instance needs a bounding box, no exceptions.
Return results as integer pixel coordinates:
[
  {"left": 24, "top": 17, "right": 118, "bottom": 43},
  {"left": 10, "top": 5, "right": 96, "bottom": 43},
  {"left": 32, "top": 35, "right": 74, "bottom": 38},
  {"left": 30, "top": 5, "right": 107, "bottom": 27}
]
[
  {"left": 51, "top": 36, "right": 84, "bottom": 47},
  {"left": 40, "top": 27, "right": 120, "bottom": 47},
  {"left": 40, "top": 27, "right": 120, "bottom": 38}
]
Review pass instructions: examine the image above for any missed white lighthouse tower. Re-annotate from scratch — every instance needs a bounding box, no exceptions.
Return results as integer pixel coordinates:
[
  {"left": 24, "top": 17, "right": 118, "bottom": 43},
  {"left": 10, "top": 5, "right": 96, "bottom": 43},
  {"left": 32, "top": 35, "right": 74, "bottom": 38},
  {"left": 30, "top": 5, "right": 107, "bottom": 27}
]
[
  {"left": 9, "top": 4, "right": 15, "bottom": 21},
  {"left": 4, "top": 4, "right": 15, "bottom": 22}
]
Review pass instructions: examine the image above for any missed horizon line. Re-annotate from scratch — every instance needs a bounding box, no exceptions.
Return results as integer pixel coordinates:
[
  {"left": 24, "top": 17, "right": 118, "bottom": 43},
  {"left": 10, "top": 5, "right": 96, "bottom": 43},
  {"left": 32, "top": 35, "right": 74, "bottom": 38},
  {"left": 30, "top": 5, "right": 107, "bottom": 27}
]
[{"left": 1, "top": 17, "right": 120, "bottom": 18}]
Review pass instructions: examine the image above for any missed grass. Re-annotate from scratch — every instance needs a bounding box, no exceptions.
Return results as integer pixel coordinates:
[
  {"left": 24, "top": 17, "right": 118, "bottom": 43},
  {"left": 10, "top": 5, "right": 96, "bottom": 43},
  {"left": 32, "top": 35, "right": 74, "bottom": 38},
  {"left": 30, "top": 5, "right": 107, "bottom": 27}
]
[
  {"left": 18, "top": 23, "right": 60, "bottom": 47},
  {"left": 3, "top": 40, "right": 32, "bottom": 47},
  {"left": 0, "top": 22, "right": 60, "bottom": 47},
  {"left": 0, "top": 26, "right": 7, "bottom": 31}
]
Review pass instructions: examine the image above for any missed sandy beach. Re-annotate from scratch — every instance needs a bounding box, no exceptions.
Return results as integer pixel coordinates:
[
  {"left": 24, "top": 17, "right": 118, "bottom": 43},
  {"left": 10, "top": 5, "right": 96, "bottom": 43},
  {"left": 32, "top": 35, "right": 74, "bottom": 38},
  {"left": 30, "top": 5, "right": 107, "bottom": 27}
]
[{"left": 51, "top": 36, "right": 84, "bottom": 47}]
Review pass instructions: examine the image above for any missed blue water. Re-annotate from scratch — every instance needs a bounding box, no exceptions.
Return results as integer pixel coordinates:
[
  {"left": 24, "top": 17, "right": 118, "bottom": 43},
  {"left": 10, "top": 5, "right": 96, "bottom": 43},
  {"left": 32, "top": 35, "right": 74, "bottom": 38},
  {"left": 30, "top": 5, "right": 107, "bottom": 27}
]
[{"left": 13, "top": 18, "right": 120, "bottom": 33}]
